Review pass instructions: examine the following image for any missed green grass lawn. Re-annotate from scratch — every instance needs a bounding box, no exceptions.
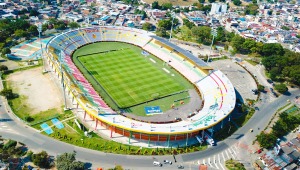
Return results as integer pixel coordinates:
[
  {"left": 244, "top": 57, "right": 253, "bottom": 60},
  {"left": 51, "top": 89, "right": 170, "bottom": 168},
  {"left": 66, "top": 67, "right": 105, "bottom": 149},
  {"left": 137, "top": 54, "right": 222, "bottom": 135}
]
[
  {"left": 73, "top": 42, "right": 192, "bottom": 112},
  {"left": 245, "top": 59, "right": 259, "bottom": 66}
]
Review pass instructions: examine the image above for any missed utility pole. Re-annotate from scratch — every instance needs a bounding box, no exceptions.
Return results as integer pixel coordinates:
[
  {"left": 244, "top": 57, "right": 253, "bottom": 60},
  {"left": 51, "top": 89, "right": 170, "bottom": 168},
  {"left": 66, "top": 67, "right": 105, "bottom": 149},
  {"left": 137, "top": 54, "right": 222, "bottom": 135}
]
[
  {"left": 38, "top": 23, "right": 47, "bottom": 73},
  {"left": 207, "top": 28, "right": 217, "bottom": 64},
  {"left": 169, "top": 12, "right": 176, "bottom": 41}
]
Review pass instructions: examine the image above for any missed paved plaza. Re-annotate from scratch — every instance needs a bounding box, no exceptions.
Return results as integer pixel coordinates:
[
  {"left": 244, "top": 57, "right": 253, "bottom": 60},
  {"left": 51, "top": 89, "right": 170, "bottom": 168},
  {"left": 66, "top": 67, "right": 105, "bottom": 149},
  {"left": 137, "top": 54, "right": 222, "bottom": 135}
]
[{"left": 209, "top": 59, "right": 257, "bottom": 102}]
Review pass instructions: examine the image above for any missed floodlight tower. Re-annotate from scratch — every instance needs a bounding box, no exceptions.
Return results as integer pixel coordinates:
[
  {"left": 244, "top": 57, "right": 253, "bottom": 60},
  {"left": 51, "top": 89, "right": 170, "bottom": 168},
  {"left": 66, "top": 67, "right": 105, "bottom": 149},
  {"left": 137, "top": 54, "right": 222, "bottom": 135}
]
[
  {"left": 38, "top": 23, "right": 46, "bottom": 73},
  {"left": 59, "top": 51, "right": 68, "bottom": 110},
  {"left": 207, "top": 28, "right": 217, "bottom": 63},
  {"left": 169, "top": 11, "right": 176, "bottom": 41}
]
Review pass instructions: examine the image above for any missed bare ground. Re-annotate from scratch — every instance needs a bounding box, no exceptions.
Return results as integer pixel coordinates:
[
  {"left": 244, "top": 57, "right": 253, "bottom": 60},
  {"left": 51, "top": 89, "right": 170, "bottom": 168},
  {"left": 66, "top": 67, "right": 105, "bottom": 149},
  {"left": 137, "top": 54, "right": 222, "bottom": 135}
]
[{"left": 7, "top": 67, "right": 63, "bottom": 114}]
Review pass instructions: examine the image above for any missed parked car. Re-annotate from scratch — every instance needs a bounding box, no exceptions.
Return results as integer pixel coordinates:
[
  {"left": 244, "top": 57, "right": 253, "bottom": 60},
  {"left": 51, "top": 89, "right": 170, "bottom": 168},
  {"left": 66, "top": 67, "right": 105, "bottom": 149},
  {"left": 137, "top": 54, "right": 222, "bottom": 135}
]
[
  {"left": 267, "top": 79, "right": 275, "bottom": 86},
  {"left": 153, "top": 161, "right": 162, "bottom": 167},
  {"left": 272, "top": 92, "right": 278, "bottom": 97},
  {"left": 177, "top": 165, "right": 184, "bottom": 169},
  {"left": 267, "top": 79, "right": 273, "bottom": 84},
  {"left": 252, "top": 89, "right": 258, "bottom": 95},
  {"left": 163, "top": 160, "right": 172, "bottom": 165}
]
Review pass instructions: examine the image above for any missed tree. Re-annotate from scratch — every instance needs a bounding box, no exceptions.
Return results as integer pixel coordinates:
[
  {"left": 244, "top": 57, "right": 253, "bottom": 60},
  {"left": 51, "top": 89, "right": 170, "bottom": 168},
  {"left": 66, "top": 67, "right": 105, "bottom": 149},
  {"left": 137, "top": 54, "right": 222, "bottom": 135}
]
[
  {"left": 274, "top": 83, "right": 288, "bottom": 94},
  {"left": 183, "top": 18, "right": 195, "bottom": 29},
  {"left": 216, "top": 27, "right": 226, "bottom": 42},
  {"left": 191, "top": 26, "right": 211, "bottom": 45},
  {"left": 157, "top": 18, "right": 178, "bottom": 30},
  {"left": 1, "top": 47, "right": 11, "bottom": 55},
  {"left": 29, "top": 9, "right": 39, "bottom": 16},
  {"left": 272, "top": 119, "right": 288, "bottom": 137},
  {"left": 230, "top": 35, "right": 245, "bottom": 52},
  {"left": 242, "top": 39, "right": 256, "bottom": 53},
  {"left": 233, "top": 0, "right": 242, "bottom": 6},
  {"left": 28, "top": 25, "right": 38, "bottom": 36},
  {"left": 244, "top": 4, "right": 259, "bottom": 15},
  {"left": 0, "top": 88, "right": 18, "bottom": 99},
  {"left": 199, "top": 4, "right": 211, "bottom": 12},
  {"left": 68, "top": 22, "right": 80, "bottom": 29},
  {"left": 261, "top": 55, "right": 279, "bottom": 71},
  {"left": 208, "top": 0, "right": 215, "bottom": 2},
  {"left": 134, "top": 9, "right": 147, "bottom": 19},
  {"left": 152, "top": 1, "right": 161, "bottom": 9},
  {"left": 3, "top": 140, "right": 17, "bottom": 150},
  {"left": 260, "top": 43, "right": 284, "bottom": 56},
  {"left": 161, "top": 3, "right": 172, "bottom": 10},
  {"left": 56, "top": 152, "right": 85, "bottom": 170},
  {"left": 156, "top": 27, "right": 167, "bottom": 37},
  {"left": 54, "top": 20, "right": 67, "bottom": 30},
  {"left": 198, "top": 0, "right": 205, "bottom": 3},
  {"left": 281, "top": 26, "right": 290, "bottom": 30},
  {"left": 14, "top": 29, "right": 28, "bottom": 39},
  {"left": 142, "top": 22, "right": 152, "bottom": 31},
  {"left": 180, "top": 25, "right": 192, "bottom": 41},
  {"left": 257, "top": 84, "right": 265, "bottom": 92},
  {"left": 0, "top": 65, "right": 8, "bottom": 71},
  {"left": 284, "top": 65, "right": 300, "bottom": 85},
  {"left": 31, "top": 151, "right": 50, "bottom": 168},
  {"left": 256, "top": 132, "right": 277, "bottom": 149},
  {"left": 108, "top": 165, "right": 124, "bottom": 170}
]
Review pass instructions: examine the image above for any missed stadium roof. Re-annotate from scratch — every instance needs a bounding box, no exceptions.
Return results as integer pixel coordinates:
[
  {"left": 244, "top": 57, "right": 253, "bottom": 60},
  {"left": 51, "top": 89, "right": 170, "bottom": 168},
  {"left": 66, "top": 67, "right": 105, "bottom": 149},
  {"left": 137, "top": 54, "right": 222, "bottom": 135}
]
[{"left": 150, "top": 35, "right": 211, "bottom": 69}]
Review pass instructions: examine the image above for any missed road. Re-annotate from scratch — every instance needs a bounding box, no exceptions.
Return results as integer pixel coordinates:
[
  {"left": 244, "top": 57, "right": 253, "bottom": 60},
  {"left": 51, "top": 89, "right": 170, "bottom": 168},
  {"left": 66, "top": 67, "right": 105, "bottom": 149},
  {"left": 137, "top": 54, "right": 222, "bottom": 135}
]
[
  {"left": 0, "top": 88, "right": 299, "bottom": 169},
  {"left": 181, "top": 88, "right": 299, "bottom": 168}
]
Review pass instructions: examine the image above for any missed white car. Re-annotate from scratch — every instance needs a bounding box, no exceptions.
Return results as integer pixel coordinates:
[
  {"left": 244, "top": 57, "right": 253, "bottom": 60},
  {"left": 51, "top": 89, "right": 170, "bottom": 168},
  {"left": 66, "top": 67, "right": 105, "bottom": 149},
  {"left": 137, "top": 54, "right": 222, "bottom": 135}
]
[
  {"left": 153, "top": 161, "right": 162, "bottom": 167},
  {"left": 163, "top": 160, "right": 172, "bottom": 165}
]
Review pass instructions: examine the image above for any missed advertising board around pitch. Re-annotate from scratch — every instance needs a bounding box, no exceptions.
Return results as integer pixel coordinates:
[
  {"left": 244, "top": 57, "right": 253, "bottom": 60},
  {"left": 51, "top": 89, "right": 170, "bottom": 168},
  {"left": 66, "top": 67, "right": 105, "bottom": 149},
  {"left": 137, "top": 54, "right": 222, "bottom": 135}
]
[{"left": 144, "top": 106, "right": 162, "bottom": 115}]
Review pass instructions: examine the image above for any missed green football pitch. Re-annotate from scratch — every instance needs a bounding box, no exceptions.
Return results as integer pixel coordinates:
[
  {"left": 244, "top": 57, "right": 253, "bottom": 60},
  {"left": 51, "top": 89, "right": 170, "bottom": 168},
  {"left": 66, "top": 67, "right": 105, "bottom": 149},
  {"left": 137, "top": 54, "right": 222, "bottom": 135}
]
[{"left": 73, "top": 42, "right": 192, "bottom": 112}]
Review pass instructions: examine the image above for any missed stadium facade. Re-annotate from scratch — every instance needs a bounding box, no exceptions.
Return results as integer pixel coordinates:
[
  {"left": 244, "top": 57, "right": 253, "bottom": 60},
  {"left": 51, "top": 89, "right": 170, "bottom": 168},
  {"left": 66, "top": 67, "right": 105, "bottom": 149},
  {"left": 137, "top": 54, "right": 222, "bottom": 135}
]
[{"left": 46, "top": 26, "right": 236, "bottom": 146}]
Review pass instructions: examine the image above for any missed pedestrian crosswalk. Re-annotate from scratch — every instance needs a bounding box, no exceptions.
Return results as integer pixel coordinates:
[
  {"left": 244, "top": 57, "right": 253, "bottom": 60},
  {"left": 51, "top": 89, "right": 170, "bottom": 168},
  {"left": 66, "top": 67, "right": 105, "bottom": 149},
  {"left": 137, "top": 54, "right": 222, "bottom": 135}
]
[{"left": 192, "top": 145, "right": 240, "bottom": 170}]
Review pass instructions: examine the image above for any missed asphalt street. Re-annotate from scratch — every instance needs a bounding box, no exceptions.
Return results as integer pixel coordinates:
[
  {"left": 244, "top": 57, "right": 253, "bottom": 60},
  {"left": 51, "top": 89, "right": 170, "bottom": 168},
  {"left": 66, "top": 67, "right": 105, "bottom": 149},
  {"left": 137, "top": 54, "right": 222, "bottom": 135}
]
[{"left": 0, "top": 88, "right": 299, "bottom": 169}]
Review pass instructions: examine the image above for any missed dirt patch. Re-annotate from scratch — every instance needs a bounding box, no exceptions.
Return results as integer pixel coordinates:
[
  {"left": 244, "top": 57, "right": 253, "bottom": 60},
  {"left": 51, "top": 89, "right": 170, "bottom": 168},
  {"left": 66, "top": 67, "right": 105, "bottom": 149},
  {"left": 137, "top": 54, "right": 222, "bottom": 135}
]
[{"left": 7, "top": 67, "right": 63, "bottom": 114}]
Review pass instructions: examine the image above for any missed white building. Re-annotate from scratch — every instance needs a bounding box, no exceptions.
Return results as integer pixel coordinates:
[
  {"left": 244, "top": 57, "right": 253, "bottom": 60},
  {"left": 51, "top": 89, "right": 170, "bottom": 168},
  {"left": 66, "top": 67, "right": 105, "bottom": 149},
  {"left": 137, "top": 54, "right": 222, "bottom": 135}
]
[{"left": 210, "top": 3, "right": 227, "bottom": 15}]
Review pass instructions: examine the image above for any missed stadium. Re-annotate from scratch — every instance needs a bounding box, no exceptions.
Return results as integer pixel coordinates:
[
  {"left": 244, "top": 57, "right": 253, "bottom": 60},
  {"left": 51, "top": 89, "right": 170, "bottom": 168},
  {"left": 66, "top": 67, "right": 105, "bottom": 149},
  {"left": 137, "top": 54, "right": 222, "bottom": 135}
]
[{"left": 45, "top": 26, "right": 236, "bottom": 146}]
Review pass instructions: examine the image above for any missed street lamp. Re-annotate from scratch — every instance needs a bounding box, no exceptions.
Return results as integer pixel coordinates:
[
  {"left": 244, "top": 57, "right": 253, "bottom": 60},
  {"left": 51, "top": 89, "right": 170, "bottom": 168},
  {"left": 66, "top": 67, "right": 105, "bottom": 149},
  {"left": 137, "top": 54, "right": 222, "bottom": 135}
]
[
  {"left": 169, "top": 12, "right": 176, "bottom": 41},
  {"left": 37, "top": 23, "right": 47, "bottom": 73},
  {"left": 207, "top": 28, "right": 217, "bottom": 63}
]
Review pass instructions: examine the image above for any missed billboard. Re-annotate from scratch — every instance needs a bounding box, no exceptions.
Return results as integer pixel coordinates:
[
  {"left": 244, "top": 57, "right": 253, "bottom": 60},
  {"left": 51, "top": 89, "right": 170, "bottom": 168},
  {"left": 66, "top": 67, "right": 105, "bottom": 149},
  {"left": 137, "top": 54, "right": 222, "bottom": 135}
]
[{"left": 144, "top": 106, "right": 162, "bottom": 115}]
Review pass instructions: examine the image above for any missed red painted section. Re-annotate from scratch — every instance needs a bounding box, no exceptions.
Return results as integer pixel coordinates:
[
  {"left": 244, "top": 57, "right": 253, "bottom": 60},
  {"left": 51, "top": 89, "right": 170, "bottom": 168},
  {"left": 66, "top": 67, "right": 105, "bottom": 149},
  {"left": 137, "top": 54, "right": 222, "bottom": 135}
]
[{"left": 209, "top": 75, "right": 224, "bottom": 109}]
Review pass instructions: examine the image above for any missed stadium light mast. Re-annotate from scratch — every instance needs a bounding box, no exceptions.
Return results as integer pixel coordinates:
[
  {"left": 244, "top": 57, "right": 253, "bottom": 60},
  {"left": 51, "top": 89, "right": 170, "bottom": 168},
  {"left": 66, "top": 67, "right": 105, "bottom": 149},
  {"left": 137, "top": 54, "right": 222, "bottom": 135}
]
[
  {"left": 169, "top": 11, "right": 176, "bottom": 41},
  {"left": 59, "top": 51, "right": 68, "bottom": 110},
  {"left": 38, "top": 23, "right": 46, "bottom": 73},
  {"left": 207, "top": 28, "right": 217, "bottom": 64}
]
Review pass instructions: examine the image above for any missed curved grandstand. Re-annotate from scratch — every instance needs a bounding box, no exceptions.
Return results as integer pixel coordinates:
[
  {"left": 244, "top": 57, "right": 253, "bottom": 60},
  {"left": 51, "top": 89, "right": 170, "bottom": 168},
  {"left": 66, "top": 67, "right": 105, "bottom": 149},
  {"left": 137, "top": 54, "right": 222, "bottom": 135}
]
[{"left": 46, "top": 26, "right": 236, "bottom": 144}]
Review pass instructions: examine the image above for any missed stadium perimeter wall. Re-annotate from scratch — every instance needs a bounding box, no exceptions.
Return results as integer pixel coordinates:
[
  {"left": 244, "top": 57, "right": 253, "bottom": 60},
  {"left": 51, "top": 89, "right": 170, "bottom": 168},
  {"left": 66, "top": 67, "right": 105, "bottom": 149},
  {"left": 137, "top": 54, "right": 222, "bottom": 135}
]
[{"left": 45, "top": 26, "right": 236, "bottom": 144}]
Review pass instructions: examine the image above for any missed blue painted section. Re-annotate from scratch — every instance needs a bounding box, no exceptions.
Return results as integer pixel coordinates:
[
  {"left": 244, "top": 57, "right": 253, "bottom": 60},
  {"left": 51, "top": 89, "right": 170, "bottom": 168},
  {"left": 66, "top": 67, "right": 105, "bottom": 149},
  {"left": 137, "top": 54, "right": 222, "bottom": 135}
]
[
  {"left": 51, "top": 118, "right": 64, "bottom": 129},
  {"left": 40, "top": 123, "right": 53, "bottom": 135},
  {"left": 144, "top": 106, "right": 162, "bottom": 115}
]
